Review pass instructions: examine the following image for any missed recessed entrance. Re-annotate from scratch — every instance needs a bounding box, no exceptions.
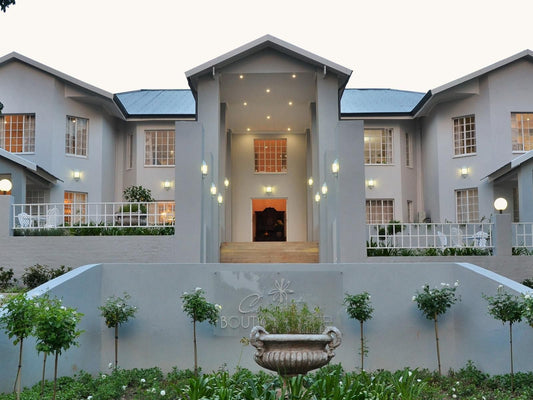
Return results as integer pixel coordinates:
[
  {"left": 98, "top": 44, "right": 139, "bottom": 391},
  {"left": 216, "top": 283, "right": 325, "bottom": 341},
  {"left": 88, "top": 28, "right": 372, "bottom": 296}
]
[{"left": 252, "top": 198, "right": 286, "bottom": 242}]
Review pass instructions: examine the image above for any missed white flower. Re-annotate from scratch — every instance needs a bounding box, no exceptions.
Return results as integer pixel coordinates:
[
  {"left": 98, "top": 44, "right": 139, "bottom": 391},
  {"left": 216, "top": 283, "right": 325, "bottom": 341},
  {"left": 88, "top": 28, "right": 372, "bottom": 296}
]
[
  {"left": 101, "top": 374, "right": 106, "bottom": 379},
  {"left": 412, "top": 295, "right": 417, "bottom": 302},
  {"left": 399, "top": 376, "right": 403, "bottom": 382},
  {"left": 215, "top": 304, "right": 222, "bottom": 310},
  {"left": 108, "top": 362, "right": 113, "bottom": 369},
  {"left": 417, "top": 379, "right": 421, "bottom": 382},
  {"left": 195, "top": 287, "right": 202, "bottom": 292},
  {"left": 45, "top": 306, "right": 49, "bottom": 311},
  {"left": 498, "top": 284, "right": 503, "bottom": 289},
  {"left": 87, "top": 396, "right": 93, "bottom": 400},
  {"left": 408, "top": 370, "right": 412, "bottom": 377},
  {"left": 122, "top": 385, "right": 127, "bottom": 390},
  {"left": 183, "top": 291, "right": 188, "bottom": 295},
  {"left": 440, "top": 282, "right": 446, "bottom": 286},
  {"left": 151, "top": 388, "right": 156, "bottom": 393},
  {"left": 455, "top": 381, "right": 460, "bottom": 385},
  {"left": 452, "top": 395, "right": 457, "bottom": 399},
  {"left": 454, "top": 281, "right": 459, "bottom": 287},
  {"left": 140, "top": 378, "right": 146, "bottom": 383},
  {"left": 452, "top": 387, "right": 456, "bottom": 392},
  {"left": 160, "top": 390, "right": 166, "bottom": 396},
  {"left": 60, "top": 306, "right": 66, "bottom": 310},
  {"left": 526, "top": 294, "right": 531, "bottom": 299}
]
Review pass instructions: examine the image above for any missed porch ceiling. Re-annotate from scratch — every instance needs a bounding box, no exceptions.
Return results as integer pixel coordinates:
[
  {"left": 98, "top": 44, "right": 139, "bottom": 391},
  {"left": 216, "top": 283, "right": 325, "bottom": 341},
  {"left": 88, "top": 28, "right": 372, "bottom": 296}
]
[{"left": 220, "top": 71, "right": 315, "bottom": 134}]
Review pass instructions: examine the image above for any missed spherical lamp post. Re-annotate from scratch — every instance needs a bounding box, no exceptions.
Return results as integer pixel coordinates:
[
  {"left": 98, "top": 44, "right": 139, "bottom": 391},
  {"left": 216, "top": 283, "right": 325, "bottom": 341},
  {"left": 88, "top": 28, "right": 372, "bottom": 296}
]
[{"left": 494, "top": 197, "right": 508, "bottom": 214}]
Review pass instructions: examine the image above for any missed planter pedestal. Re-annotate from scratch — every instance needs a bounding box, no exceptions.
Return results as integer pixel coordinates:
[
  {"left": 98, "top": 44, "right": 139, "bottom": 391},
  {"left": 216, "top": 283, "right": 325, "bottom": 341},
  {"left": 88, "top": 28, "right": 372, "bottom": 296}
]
[{"left": 250, "top": 326, "right": 342, "bottom": 377}]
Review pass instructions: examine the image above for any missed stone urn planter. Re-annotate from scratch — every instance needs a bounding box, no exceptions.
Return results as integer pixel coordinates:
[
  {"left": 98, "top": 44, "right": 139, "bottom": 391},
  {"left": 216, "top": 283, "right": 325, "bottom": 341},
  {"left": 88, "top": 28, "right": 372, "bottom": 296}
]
[{"left": 250, "top": 325, "right": 342, "bottom": 377}]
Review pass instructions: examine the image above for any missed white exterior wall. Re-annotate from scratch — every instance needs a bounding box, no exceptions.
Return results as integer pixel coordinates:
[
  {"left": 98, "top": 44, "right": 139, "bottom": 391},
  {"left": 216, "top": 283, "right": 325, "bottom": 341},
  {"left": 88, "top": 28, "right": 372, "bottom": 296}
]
[{"left": 231, "top": 132, "right": 307, "bottom": 241}]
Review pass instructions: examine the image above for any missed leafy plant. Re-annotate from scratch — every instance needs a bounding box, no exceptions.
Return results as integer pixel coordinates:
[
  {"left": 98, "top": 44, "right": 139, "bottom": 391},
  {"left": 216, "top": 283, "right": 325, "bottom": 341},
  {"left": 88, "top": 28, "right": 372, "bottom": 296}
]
[
  {"left": 21, "top": 264, "right": 72, "bottom": 289},
  {"left": 344, "top": 292, "right": 373, "bottom": 370},
  {"left": 33, "top": 295, "right": 83, "bottom": 400},
  {"left": 0, "top": 267, "right": 17, "bottom": 291},
  {"left": 181, "top": 287, "right": 221, "bottom": 375},
  {"left": 484, "top": 285, "right": 523, "bottom": 391},
  {"left": 99, "top": 293, "right": 138, "bottom": 369},
  {"left": 0, "top": 293, "right": 38, "bottom": 400},
  {"left": 123, "top": 185, "right": 154, "bottom": 202},
  {"left": 413, "top": 281, "right": 460, "bottom": 375},
  {"left": 257, "top": 301, "right": 324, "bottom": 334},
  {"left": 522, "top": 278, "right": 533, "bottom": 289}
]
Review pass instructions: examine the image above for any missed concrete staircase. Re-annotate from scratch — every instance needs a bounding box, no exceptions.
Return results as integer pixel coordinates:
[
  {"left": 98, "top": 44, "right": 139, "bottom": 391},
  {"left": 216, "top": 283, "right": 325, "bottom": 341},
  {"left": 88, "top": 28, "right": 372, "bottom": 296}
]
[{"left": 220, "top": 242, "right": 319, "bottom": 263}]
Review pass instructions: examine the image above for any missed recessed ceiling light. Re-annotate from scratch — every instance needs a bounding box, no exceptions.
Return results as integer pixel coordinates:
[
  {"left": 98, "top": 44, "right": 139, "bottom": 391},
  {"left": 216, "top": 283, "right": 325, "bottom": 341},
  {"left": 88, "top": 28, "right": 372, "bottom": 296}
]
[
  {"left": 266, "top": 115, "right": 271, "bottom": 119},
  {"left": 246, "top": 128, "right": 251, "bottom": 132},
  {"left": 239, "top": 74, "right": 244, "bottom": 79},
  {"left": 292, "top": 74, "right": 297, "bottom": 78},
  {"left": 287, "top": 127, "right": 291, "bottom": 131},
  {"left": 243, "top": 102, "right": 247, "bottom": 106},
  {"left": 266, "top": 88, "right": 270, "bottom": 93},
  {"left": 288, "top": 101, "right": 293, "bottom": 106}
]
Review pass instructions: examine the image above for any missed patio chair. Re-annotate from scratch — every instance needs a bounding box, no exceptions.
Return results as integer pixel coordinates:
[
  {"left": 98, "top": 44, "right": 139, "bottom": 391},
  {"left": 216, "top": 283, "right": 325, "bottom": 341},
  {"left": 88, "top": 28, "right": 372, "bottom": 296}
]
[
  {"left": 437, "top": 231, "right": 447, "bottom": 248},
  {"left": 17, "top": 212, "right": 32, "bottom": 228},
  {"left": 44, "top": 207, "right": 61, "bottom": 228},
  {"left": 473, "top": 231, "right": 489, "bottom": 248},
  {"left": 450, "top": 227, "right": 464, "bottom": 247}
]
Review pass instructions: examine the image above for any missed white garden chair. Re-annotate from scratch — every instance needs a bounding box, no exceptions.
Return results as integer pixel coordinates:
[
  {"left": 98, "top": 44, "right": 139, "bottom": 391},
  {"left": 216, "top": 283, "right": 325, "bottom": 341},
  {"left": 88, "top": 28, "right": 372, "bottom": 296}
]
[
  {"left": 450, "top": 227, "right": 464, "bottom": 247},
  {"left": 17, "top": 212, "right": 31, "bottom": 228},
  {"left": 437, "top": 231, "right": 447, "bottom": 249},
  {"left": 45, "top": 207, "right": 61, "bottom": 228},
  {"left": 473, "top": 231, "right": 489, "bottom": 248}
]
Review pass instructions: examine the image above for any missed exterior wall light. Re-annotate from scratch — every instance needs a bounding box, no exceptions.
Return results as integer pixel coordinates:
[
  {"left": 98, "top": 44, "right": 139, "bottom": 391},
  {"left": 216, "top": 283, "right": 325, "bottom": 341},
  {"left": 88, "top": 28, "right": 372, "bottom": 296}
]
[
  {"left": 314, "top": 192, "right": 321, "bottom": 203},
  {"left": 494, "top": 197, "right": 508, "bottom": 214},
  {"left": 217, "top": 193, "right": 223, "bottom": 204},
  {"left": 0, "top": 178, "right": 12, "bottom": 194},
  {"left": 308, "top": 177, "right": 313, "bottom": 187},
  {"left": 367, "top": 179, "right": 375, "bottom": 189},
  {"left": 164, "top": 180, "right": 171, "bottom": 190},
  {"left": 265, "top": 186, "right": 273, "bottom": 195},
  {"left": 210, "top": 183, "right": 217, "bottom": 196},
  {"left": 321, "top": 182, "right": 328, "bottom": 196},
  {"left": 331, "top": 159, "right": 339, "bottom": 177},
  {"left": 460, "top": 167, "right": 469, "bottom": 178},
  {"left": 201, "top": 161, "right": 208, "bottom": 177},
  {"left": 73, "top": 170, "right": 81, "bottom": 181},
  {"left": 224, "top": 178, "right": 230, "bottom": 188}
]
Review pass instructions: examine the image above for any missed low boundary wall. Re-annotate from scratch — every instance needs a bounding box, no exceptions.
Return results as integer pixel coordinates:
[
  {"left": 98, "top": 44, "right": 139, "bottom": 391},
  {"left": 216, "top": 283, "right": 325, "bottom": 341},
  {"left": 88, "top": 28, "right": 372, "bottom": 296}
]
[{"left": 1, "top": 261, "right": 533, "bottom": 392}]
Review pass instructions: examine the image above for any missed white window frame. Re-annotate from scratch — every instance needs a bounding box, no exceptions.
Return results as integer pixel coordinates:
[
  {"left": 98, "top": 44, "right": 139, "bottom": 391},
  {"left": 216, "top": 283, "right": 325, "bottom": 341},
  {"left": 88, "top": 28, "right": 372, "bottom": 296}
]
[
  {"left": 364, "top": 128, "right": 393, "bottom": 165},
  {"left": 453, "top": 115, "right": 476, "bottom": 156},
  {"left": 126, "top": 133, "right": 134, "bottom": 170},
  {"left": 144, "top": 130, "right": 175, "bottom": 167},
  {"left": 366, "top": 199, "right": 394, "bottom": 224},
  {"left": 66, "top": 116, "right": 88, "bottom": 157},
  {"left": 405, "top": 132, "right": 412, "bottom": 167},
  {"left": 0, "top": 114, "right": 35, "bottom": 153},
  {"left": 64, "top": 191, "right": 88, "bottom": 225},
  {"left": 511, "top": 112, "right": 533, "bottom": 152},
  {"left": 455, "top": 188, "right": 479, "bottom": 223},
  {"left": 254, "top": 138, "right": 288, "bottom": 173}
]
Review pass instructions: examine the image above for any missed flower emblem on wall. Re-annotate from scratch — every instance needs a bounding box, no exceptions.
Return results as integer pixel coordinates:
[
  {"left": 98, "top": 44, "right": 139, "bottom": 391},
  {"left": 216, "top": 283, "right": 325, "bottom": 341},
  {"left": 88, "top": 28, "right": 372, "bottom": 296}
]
[{"left": 268, "top": 278, "right": 294, "bottom": 303}]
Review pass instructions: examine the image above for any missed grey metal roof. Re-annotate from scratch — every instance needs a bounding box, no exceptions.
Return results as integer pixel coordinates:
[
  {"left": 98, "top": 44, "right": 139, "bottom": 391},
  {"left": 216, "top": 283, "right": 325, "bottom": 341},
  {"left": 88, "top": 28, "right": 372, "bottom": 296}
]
[
  {"left": 114, "top": 89, "right": 196, "bottom": 117},
  {"left": 340, "top": 88, "right": 427, "bottom": 115}
]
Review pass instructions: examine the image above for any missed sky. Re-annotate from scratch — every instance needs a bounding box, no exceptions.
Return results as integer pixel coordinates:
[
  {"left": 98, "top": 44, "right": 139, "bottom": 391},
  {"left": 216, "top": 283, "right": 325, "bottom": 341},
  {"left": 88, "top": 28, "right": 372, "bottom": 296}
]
[{"left": 1, "top": 0, "right": 532, "bottom": 94}]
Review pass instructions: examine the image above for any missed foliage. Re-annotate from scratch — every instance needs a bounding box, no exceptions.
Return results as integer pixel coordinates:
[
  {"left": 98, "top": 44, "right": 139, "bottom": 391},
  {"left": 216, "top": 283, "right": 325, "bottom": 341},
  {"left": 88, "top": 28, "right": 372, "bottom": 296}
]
[
  {"left": 0, "top": 267, "right": 17, "bottom": 291},
  {"left": 413, "top": 281, "right": 460, "bottom": 320},
  {"left": 0, "top": 293, "right": 37, "bottom": 346},
  {"left": 21, "top": 264, "right": 72, "bottom": 289},
  {"left": 257, "top": 301, "right": 324, "bottom": 334},
  {"left": 521, "top": 277, "right": 533, "bottom": 289},
  {"left": 367, "top": 244, "right": 492, "bottom": 257},
  {"left": 0, "top": 0, "right": 15, "bottom": 12},
  {"left": 181, "top": 287, "right": 221, "bottom": 326},
  {"left": 122, "top": 185, "right": 154, "bottom": 203},
  {"left": 344, "top": 292, "right": 373, "bottom": 323},
  {"left": 483, "top": 285, "right": 523, "bottom": 325},
  {"left": 99, "top": 293, "right": 137, "bottom": 328},
  {"left": 119, "top": 202, "right": 147, "bottom": 214},
  {"left": 521, "top": 292, "right": 533, "bottom": 326},
  {"left": 14, "top": 225, "right": 174, "bottom": 236}
]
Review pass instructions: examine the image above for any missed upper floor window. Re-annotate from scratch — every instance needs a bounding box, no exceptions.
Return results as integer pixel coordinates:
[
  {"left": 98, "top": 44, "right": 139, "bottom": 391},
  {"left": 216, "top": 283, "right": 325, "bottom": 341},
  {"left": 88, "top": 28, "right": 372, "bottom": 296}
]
[
  {"left": 66, "top": 116, "right": 88, "bottom": 157},
  {"left": 0, "top": 114, "right": 35, "bottom": 153},
  {"left": 126, "top": 134, "right": 134, "bottom": 170},
  {"left": 366, "top": 199, "right": 394, "bottom": 224},
  {"left": 254, "top": 139, "right": 287, "bottom": 173},
  {"left": 453, "top": 115, "right": 476, "bottom": 156},
  {"left": 145, "top": 130, "right": 175, "bottom": 166},
  {"left": 364, "top": 129, "right": 393, "bottom": 165},
  {"left": 511, "top": 112, "right": 533, "bottom": 152},
  {"left": 455, "top": 188, "right": 478, "bottom": 223},
  {"left": 405, "top": 132, "right": 412, "bottom": 167}
]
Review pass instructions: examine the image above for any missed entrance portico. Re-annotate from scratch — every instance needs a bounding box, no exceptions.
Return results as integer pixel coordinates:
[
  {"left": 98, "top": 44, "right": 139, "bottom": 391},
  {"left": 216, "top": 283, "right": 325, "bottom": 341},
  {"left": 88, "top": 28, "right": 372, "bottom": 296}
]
[{"left": 175, "top": 35, "right": 365, "bottom": 263}]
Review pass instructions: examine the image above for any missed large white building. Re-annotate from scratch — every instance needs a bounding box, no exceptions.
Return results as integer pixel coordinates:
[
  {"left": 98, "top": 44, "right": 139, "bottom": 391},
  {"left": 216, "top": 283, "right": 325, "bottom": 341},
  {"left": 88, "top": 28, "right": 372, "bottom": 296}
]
[{"left": 1, "top": 35, "right": 532, "bottom": 262}]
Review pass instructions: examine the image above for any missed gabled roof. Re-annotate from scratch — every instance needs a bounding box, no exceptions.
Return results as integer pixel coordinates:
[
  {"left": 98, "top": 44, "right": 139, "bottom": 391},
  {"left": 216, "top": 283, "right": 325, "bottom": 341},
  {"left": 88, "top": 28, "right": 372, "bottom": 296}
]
[
  {"left": 484, "top": 150, "right": 533, "bottom": 183},
  {"left": 0, "top": 148, "right": 60, "bottom": 184},
  {"left": 185, "top": 35, "right": 352, "bottom": 93},
  {"left": 114, "top": 90, "right": 196, "bottom": 118},
  {"left": 341, "top": 89, "right": 427, "bottom": 116}
]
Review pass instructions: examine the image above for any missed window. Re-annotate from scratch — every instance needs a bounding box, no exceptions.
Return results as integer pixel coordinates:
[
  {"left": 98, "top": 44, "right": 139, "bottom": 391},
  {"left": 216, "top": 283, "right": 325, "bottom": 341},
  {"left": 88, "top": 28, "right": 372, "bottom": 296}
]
[
  {"left": 455, "top": 188, "right": 478, "bottom": 223},
  {"left": 126, "top": 134, "right": 134, "bottom": 170},
  {"left": 26, "top": 189, "right": 49, "bottom": 216},
  {"left": 511, "top": 113, "right": 533, "bottom": 152},
  {"left": 145, "top": 130, "right": 175, "bottom": 166},
  {"left": 66, "top": 116, "right": 88, "bottom": 156},
  {"left": 405, "top": 132, "right": 412, "bottom": 167},
  {"left": 64, "top": 191, "right": 87, "bottom": 225},
  {"left": 364, "top": 129, "right": 393, "bottom": 164},
  {"left": 407, "top": 200, "right": 413, "bottom": 223},
  {"left": 453, "top": 115, "right": 476, "bottom": 155},
  {"left": 0, "top": 114, "right": 35, "bottom": 153},
  {"left": 254, "top": 139, "right": 287, "bottom": 173},
  {"left": 366, "top": 199, "right": 394, "bottom": 223}
]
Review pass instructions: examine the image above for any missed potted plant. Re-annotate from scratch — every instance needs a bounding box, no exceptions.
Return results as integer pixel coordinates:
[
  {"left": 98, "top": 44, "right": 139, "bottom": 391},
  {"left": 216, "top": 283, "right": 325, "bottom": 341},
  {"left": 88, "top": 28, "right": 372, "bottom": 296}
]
[
  {"left": 116, "top": 185, "right": 154, "bottom": 226},
  {"left": 250, "top": 301, "right": 341, "bottom": 378}
]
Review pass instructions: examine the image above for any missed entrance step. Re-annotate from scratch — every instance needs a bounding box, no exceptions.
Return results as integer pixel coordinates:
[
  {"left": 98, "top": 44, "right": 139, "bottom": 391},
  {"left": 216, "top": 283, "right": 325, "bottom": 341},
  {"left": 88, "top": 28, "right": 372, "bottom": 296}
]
[{"left": 220, "top": 242, "right": 319, "bottom": 263}]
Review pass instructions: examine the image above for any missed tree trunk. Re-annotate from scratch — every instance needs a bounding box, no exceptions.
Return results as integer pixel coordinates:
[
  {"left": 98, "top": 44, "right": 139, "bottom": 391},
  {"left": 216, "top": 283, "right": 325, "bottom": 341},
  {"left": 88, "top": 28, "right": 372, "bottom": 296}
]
[
  {"left": 360, "top": 321, "right": 364, "bottom": 371},
  {"left": 52, "top": 352, "right": 58, "bottom": 400},
  {"left": 115, "top": 324, "right": 119, "bottom": 369},
  {"left": 14, "top": 337, "right": 23, "bottom": 400},
  {"left": 41, "top": 353, "right": 47, "bottom": 399},
  {"left": 434, "top": 313, "right": 441, "bottom": 375},
  {"left": 510, "top": 322, "right": 514, "bottom": 392},
  {"left": 193, "top": 318, "right": 198, "bottom": 376}
]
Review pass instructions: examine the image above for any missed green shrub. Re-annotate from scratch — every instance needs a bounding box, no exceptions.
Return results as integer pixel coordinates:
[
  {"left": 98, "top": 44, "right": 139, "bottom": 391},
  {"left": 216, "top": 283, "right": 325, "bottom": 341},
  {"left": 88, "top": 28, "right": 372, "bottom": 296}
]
[
  {"left": 257, "top": 301, "right": 324, "bottom": 334},
  {"left": 21, "top": 264, "right": 72, "bottom": 289},
  {"left": 0, "top": 267, "right": 17, "bottom": 291}
]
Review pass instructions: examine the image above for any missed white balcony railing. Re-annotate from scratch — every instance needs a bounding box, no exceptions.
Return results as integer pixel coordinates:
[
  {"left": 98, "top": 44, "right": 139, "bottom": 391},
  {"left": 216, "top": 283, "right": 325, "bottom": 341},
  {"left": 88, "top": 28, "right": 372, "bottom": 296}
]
[
  {"left": 366, "top": 222, "right": 494, "bottom": 250},
  {"left": 12, "top": 202, "right": 175, "bottom": 229},
  {"left": 513, "top": 223, "right": 533, "bottom": 249}
]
